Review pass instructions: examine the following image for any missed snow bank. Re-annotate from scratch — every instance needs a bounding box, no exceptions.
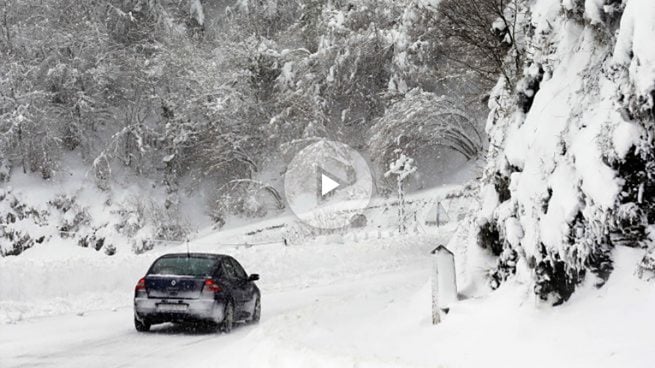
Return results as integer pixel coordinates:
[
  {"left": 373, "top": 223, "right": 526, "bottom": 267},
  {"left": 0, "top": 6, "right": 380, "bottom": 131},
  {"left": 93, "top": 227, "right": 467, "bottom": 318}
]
[{"left": 0, "top": 246, "right": 153, "bottom": 323}]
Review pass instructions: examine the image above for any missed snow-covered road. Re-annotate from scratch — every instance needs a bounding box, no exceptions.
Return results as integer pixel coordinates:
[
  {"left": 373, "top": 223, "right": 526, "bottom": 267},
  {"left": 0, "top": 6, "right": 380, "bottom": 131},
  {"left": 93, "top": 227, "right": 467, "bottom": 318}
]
[{"left": 1, "top": 266, "right": 432, "bottom": 368}]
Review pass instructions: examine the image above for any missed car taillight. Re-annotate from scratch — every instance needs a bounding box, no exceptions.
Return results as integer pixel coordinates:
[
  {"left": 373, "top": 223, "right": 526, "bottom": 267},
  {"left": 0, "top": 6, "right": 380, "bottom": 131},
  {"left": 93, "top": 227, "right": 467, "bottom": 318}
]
[
  {"left": 135, "top": 277, "right": 146, "bottom": 292},
  {"left": 203, "top": 279, "right": 222, "bottom": 293}
]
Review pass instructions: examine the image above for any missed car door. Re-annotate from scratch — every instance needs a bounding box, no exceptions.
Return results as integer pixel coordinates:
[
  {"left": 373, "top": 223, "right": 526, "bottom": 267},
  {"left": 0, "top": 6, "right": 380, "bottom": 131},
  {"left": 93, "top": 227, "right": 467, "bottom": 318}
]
[
  {"left": 228, "top": 258, "right": 258, "bottom": 316},
  {"left": 220, "top": 259, "right": 249, "bottom": 311}
]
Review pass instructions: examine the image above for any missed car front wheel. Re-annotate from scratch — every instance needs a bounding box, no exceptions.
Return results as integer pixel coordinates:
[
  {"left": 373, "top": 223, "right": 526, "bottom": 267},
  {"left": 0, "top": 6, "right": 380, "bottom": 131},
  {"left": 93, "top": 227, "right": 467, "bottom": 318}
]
[{"left": 249, "top": 297, "right": 261, "bottom": 324}]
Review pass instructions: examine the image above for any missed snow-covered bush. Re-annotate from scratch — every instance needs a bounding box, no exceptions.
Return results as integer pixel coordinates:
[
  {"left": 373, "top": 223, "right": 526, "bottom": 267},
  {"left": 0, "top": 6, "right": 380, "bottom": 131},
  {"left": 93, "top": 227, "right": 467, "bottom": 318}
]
[
  {"left": 145, "top": 197, "right": 190, "bottom": 242},
  {"left": 0, "top": 190, "right": 48, "bottom": 256},
  {"left": 212, "top": 180, "right": 284, "bottom": 223},
  {"left": 113, "top": 197, "right": 147, "bottom": 238}
]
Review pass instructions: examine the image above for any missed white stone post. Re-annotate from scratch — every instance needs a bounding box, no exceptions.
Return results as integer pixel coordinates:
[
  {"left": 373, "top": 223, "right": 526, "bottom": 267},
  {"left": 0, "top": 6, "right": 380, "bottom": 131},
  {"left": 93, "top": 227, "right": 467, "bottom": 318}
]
[{"left": 431, "top": 245, "right": 457, "bottom": 325}]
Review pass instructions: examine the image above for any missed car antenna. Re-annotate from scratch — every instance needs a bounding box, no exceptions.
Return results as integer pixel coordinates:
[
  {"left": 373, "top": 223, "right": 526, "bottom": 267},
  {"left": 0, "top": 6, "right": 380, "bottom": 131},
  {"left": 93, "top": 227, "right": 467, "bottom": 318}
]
[{"left": 185, "top": 237, "right": 190, "bottom": 257}]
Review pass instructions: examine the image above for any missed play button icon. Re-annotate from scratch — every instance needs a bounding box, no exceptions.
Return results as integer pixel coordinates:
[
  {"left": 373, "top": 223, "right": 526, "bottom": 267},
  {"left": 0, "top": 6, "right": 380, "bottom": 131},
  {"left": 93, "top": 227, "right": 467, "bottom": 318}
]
[
  {"left": 320, "top": 170, "right": 341, "bottom": 197},
  {"left": 284, "top": 140, "right": 373, "bottom": 229}
]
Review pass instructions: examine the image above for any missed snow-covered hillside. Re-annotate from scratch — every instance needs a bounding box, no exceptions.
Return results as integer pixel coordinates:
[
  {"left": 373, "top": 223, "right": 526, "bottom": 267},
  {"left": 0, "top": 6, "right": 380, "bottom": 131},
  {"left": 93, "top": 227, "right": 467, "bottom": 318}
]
[{"left": 474, "top": 0, "right": 655, "bottom": 303}]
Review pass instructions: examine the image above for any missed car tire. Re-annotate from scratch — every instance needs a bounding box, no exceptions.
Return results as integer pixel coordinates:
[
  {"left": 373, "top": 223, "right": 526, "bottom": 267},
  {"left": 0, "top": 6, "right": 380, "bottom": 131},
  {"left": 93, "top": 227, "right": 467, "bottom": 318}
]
[
  {"left": 134, "top": 317, "right": 150, "bottom": 332},
  {"left": 249, "top": 297, "right": 261, "bottom": 324},
  {"left": 220, "top": 302, "right": 234, "bottom": 333}
]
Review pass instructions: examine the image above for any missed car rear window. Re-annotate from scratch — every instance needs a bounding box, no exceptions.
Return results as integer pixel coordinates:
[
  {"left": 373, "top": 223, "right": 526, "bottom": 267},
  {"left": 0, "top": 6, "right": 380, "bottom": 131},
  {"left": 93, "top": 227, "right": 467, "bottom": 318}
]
[{"left": 149, "top": 257, "right": 217, "bottom": 277}]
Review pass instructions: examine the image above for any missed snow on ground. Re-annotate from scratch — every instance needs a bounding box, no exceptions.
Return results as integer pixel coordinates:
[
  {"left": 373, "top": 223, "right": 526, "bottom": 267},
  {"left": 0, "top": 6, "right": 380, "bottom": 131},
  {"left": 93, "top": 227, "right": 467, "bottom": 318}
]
[
  {"left": 0, "top": 227, "right": 446, "bottom": 367},
  {"left": 0, "top": 230, "right": 443, "bottom": 324},
  {"left": 1, "top": 239, "right": 653, "bottom": 367},
  {"left": 1, "top": 183, "right": 654, "bottom": 367},
  {"left": 0, "top": 182, "right": 470, "bottom": 324},
  {"left": 222, "top": 247, "right": 655, "bottom": 368}
]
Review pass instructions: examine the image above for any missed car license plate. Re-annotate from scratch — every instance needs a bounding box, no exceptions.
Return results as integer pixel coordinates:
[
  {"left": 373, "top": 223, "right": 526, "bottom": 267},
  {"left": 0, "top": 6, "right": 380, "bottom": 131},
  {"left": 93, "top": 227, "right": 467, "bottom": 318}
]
[{"left": 157, "top": 303, "right": 188, "bottom": 312}]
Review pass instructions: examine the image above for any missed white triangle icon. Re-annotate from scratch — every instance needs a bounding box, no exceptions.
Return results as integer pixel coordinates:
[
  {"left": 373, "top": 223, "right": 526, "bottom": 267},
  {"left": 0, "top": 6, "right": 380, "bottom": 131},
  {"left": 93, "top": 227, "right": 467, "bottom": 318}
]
[{"left": 321, "top": 173, "right": 341, "bottom": 196}]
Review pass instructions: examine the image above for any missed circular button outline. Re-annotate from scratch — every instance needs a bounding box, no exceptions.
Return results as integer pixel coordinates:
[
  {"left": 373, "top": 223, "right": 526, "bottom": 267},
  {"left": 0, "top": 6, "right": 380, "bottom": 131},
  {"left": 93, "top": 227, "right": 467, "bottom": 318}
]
[{"left": 284, "top": 140, "right": 373, "bottom": 229}]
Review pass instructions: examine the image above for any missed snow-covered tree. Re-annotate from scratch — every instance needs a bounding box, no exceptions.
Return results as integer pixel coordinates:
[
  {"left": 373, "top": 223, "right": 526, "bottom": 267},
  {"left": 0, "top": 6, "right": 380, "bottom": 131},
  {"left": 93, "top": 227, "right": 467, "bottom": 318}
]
[
  {"left": 468, "top": 0, "right": 655, "bottom": 304},
  {"left": 228, "top": 0, "right": 490, "bottom": 175},
  {"left": 0, "top": 0, "right": 505, "bottom": 255},
  {"left": 370, "top": 89, "right": 483, "bottom": 170}
]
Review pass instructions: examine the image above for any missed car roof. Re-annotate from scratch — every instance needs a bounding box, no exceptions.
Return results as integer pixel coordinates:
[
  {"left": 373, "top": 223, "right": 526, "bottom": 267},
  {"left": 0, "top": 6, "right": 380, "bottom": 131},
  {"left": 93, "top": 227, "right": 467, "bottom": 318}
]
[{"left": 159, "top": 253, "right": 228, "bottom": 260}]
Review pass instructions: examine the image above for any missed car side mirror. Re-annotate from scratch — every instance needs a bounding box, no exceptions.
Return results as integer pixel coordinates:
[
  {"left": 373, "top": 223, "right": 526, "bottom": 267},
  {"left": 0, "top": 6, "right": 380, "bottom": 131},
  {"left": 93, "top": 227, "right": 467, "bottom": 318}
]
[{"left": 248, "top": 274, "right": 259, "bottom": 281}]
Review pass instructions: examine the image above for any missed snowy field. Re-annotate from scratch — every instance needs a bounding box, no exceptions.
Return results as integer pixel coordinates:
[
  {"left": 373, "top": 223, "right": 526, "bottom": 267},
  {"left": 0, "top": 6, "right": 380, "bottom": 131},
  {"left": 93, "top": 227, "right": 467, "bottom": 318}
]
[{"left": 2, "top": 216, "right": 654, "bottom": 368}]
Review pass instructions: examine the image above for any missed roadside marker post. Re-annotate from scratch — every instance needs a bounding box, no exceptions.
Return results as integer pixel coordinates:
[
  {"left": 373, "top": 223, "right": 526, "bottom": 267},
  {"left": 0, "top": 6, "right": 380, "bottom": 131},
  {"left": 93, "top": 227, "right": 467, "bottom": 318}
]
[{"left": 431, "top": 245, "right": 457, "bottom": 325}]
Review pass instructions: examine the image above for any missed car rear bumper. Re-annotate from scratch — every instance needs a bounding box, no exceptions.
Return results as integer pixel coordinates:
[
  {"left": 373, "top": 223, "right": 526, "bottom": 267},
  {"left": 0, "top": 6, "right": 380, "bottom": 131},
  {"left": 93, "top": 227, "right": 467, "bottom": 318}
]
[{"left": 134, "top": 297, "right": 225, "bottom": 324}]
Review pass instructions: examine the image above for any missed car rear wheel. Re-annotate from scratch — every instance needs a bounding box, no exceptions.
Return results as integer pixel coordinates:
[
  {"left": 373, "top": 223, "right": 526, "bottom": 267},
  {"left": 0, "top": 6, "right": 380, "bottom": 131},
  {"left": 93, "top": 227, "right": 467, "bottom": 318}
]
[
  {"left": 134, "top": 317, "right": 150, "bottom": 332},
  {"left": 220, "top": 302, "right": 234, "bottom": 333},
  {"left": 249, "top": 297, "right": 261, "bottom": 324}
]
